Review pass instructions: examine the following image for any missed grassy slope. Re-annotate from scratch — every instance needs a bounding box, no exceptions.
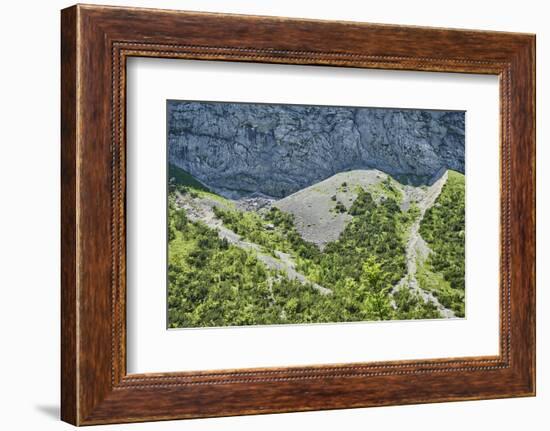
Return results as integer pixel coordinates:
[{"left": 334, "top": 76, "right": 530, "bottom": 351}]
[
  {"left": 418, "top": 170, "right": 465, "bottom": 316},
  {"left": 308, "top": 183, "right": 440, "bottom": 321},
  {"left": 168, "top": 172, "right": 442, "bottom": 328},
  {"left": 168, "top": 163, "right": 210, "bottom": 192},
  {"left": 168, "top": 174, "right": 332, "bottom": 327},
  {"left": 168, "top": 206, "right": 332, "bottom": 327}
]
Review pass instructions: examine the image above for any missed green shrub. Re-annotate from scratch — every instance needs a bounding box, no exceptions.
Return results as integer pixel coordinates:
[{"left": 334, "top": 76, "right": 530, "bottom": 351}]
[{"left": 418, "top": 171, "right": 465, "bottom": 316}]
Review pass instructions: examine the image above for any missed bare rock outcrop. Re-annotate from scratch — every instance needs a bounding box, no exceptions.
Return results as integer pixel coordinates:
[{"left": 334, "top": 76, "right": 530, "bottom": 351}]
[{"left": 168, "top": 101, "right": 465, "bottom": 198}]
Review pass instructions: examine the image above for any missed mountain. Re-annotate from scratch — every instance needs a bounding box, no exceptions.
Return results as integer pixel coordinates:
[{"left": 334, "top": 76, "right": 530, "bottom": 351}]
[
  {"left": 168, "top": 166, "right": 465, "bottom": 328},
  {"left": 166, "top": 100, "right": 466, "bottom": 327},
  {"left": 168, "top": 101, "right": 465, "bottom": 198},
  {"left": 273, "top": 168, "right": 462, "bottom": 318}
]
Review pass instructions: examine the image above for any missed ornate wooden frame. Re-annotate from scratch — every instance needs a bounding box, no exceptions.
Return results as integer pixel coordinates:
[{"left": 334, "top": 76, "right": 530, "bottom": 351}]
[{"left": 61, "top": 4, "right": 536, "bottom": 426}]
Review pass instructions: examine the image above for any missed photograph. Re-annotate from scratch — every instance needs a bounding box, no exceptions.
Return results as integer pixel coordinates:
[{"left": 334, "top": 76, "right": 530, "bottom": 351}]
[
  {"left": 0, "top": 0, "right": 541, "bottom": 428},
  {"left": 166, "top": 100, "right": 466, "bottom": 328}
]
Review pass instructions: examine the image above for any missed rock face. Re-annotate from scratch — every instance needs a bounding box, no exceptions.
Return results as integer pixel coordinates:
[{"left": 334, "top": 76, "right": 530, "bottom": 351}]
[{"left": 168, "top": 101, "right": 465, "bottom": 198}]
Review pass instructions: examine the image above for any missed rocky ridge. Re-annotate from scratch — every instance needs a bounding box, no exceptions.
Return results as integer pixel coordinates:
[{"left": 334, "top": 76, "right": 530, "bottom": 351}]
[{"left": 274, "top": 169, "right": 388, "bottom": 250}]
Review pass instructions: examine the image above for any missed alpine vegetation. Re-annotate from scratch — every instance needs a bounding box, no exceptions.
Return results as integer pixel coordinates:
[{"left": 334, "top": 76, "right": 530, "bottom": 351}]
[{"left": 167, "top": 100, "right": 465, "bottom": 328}]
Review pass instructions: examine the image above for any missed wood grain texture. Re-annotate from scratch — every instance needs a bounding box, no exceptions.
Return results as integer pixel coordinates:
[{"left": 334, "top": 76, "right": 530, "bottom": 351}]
[
  {"left": 60, "top": 5, "right": 78, "bottom": 425},
  {"left": 60, "top": 4, "right": 536, "bottom": 425}
]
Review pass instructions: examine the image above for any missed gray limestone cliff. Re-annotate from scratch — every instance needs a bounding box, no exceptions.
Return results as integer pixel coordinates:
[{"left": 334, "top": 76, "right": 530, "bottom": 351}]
[{"left": 168, "top": 101, "right": 465, "bottom": 198}]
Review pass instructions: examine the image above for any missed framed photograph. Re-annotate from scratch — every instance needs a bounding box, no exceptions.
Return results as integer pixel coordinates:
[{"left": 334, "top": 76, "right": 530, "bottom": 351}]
[{"left": 61, "top": 4, "right": 536, "bottom": 425}]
